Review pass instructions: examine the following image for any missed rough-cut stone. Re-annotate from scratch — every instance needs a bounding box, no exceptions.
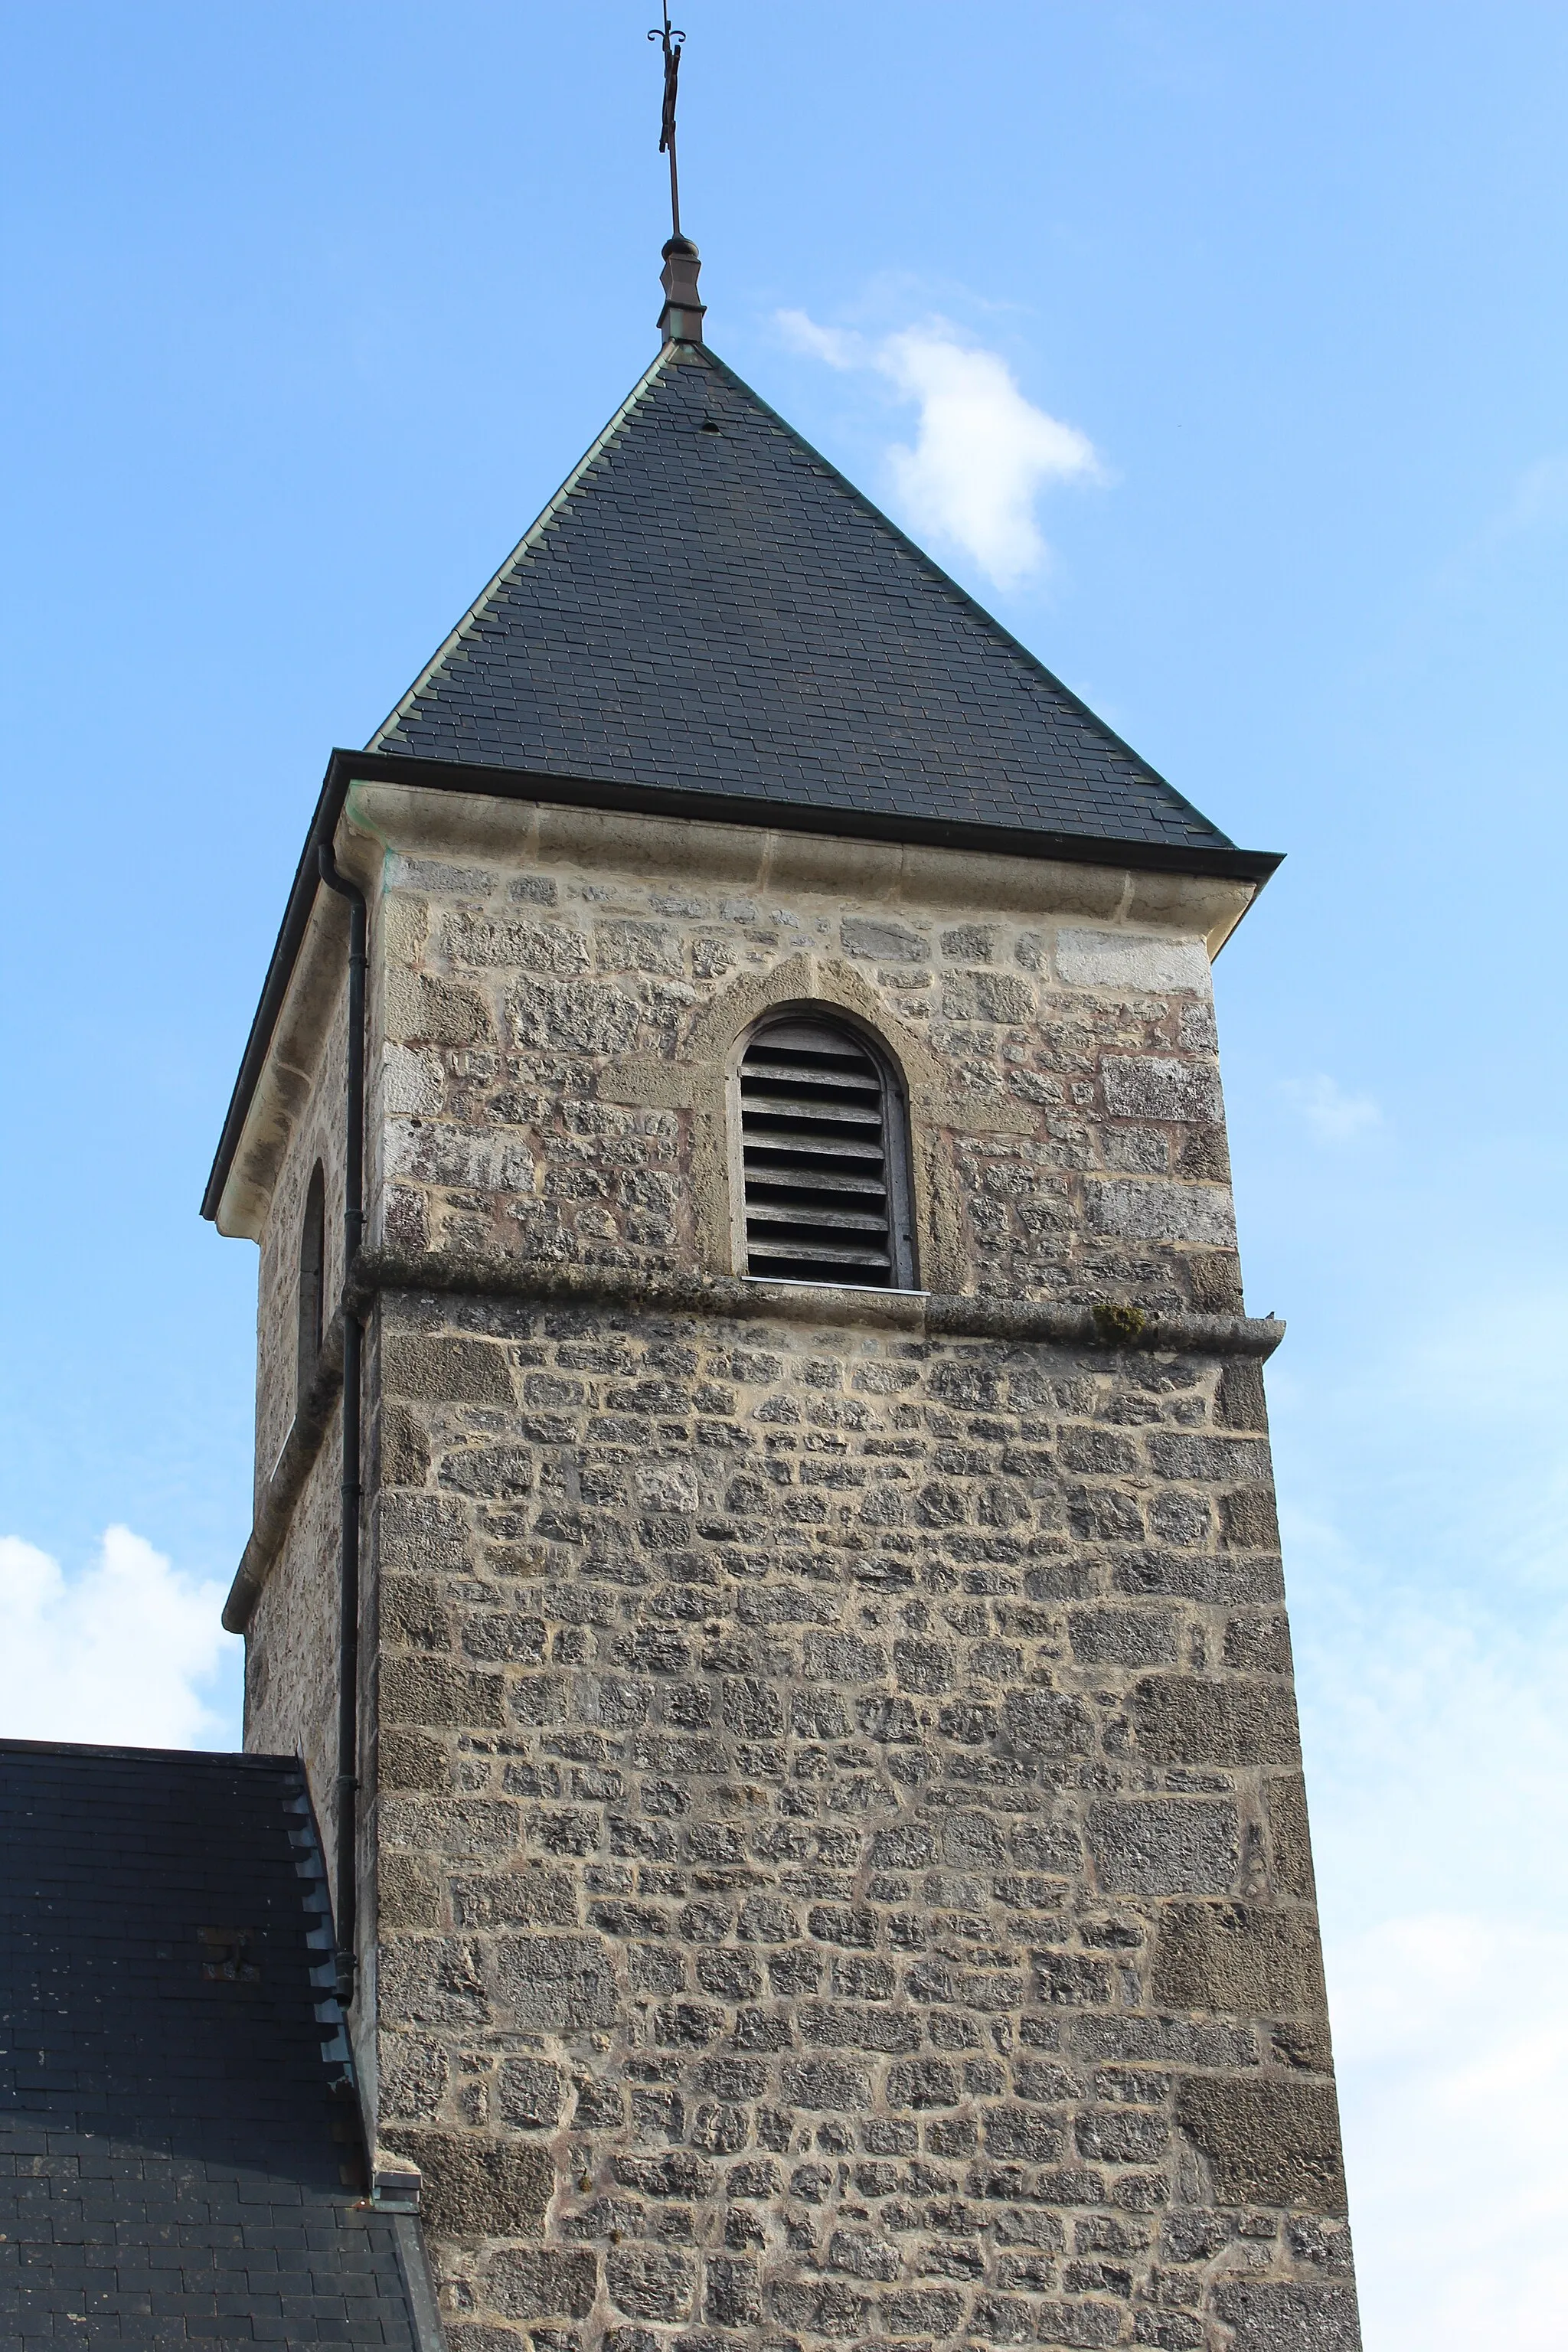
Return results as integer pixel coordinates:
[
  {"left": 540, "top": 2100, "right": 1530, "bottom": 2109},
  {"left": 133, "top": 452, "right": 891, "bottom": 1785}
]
[
  {"left": 379, "top": 2131, "right": 551, "bottom": 2237},
  {"left": 1213, "top": 2279, "right": 1362, "bottom": 2349},
  {"left": 487, "top": 2246, "right": 598, "bottom": 2319},
  {"left": 1154, "top": 1903, "right": 1327, "bottom": 2015},
  {"left": 1176, "top": 2079, "right": 1348, "bottom": 2211},
  {"left": 1087, "top": 1798, "right": 1240, "bottom": 1896}
]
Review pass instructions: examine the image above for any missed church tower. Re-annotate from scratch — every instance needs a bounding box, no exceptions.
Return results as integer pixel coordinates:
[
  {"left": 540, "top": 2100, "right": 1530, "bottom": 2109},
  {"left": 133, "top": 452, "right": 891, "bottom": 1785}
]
[{"left": 206, "top": 243, "right": 1362, "bottom": 2352}]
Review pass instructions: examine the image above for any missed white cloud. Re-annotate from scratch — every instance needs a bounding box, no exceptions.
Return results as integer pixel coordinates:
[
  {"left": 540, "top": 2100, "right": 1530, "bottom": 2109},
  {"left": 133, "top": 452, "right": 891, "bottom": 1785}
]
[
  {"left": 0, "top": 1526, "right": 237, "bottom": 1749},
  {"left": 1328, "top": 1913, "right": 1568, "bottom": 2352},
  {"left": 1279, "top": 1072, "right": 1381, "bottom": 1142},
  {"left": 1499, "top": 452, "right": 1568, "bottom": 534},
  {"left": 1276, "top": 1482, "right": 1568, "bottom": 2350},
  {"left": 776, "top": 309, "right": 1101, "bottom": 588}
]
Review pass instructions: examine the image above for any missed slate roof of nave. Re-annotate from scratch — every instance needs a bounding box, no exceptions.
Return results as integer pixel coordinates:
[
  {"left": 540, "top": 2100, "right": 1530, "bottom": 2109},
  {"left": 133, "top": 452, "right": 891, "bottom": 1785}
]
[
  {"left": 368, "top": 339, "right": 1236, "bottom": 857},
  {"left": 0, "top": 1740, "right": 428, "bottom": 2349}
]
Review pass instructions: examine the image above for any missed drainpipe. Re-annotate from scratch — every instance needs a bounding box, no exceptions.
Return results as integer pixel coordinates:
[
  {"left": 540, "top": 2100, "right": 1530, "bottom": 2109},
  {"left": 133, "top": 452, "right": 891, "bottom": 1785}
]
[{"left": 318, "top": 842, "right": 366, "bottom": 2007}]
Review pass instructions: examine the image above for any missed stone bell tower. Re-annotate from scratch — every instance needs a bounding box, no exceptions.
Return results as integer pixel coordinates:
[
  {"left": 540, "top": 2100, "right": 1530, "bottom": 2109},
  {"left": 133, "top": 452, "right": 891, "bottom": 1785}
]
[{"left": 205, "top": 243, "right": 1362, "bottom": 2351}]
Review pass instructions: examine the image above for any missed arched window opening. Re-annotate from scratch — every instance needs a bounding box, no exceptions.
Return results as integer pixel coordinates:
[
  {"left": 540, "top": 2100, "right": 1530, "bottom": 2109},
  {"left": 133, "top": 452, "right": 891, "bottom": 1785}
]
[
  {"left": 297, "top": 1161, "right": 326, "bottom": 1404},
  {"left": 737, "top": 1015, "right": 916, "bottom": 1289}
]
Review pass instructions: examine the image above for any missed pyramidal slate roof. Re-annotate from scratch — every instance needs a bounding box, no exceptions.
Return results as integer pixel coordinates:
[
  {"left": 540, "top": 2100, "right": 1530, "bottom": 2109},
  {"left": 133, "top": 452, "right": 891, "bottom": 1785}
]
[{"left": 368, "top": 339, "right": 1235, "bottom": 857}]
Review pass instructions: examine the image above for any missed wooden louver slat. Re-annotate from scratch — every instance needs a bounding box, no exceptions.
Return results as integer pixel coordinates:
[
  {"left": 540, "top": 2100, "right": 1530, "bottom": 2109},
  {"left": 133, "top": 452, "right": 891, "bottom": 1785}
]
[{"left": 740, "top": 1018, "right": 903, "bottom": 1287}]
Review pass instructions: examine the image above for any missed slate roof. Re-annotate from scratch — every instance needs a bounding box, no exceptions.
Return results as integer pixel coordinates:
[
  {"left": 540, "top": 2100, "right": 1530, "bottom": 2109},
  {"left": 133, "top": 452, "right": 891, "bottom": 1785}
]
[
  {"left": 368, "top": 340, "right": 1234, "bottom": 855},
  {"left": 0, "top": 1740, "right": 429, "bottom": 2349}
]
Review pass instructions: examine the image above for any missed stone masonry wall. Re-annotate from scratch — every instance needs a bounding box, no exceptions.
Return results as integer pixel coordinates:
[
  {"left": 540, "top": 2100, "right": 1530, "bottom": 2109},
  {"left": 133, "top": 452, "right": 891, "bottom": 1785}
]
[
  {"left": 245, "top": 1418, "right": 344, "bottom": 1876},
  {"left": 365, "top": 821, "right": 1246, "bottom": 1318},
  {"left": 233, "top": 807, "right": 1358, "bottom": 2347},
  {"left": 254, "top": 975, "right": 351, "bottom": 1511},
  {"left": 368, "top": 1287, "right": 1358, "bottom": 2352}
]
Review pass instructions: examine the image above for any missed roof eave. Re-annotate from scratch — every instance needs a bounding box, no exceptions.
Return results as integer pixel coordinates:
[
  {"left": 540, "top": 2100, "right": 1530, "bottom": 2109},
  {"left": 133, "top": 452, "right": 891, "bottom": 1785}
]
[{"left": 200, "top": 745, "right": 1282, "bottom": 1223}]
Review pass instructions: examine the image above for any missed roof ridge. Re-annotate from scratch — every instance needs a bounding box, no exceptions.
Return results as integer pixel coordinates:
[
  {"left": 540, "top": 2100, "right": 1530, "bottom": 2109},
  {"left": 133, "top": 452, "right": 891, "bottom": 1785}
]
[{"left": 366, "top": 339, "right": 685, "bottom": 753}]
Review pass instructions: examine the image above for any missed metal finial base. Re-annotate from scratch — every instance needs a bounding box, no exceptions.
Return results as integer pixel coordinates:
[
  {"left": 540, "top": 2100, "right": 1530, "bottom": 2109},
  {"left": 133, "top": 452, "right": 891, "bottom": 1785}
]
[{"left": 658, "top": 236, "right": 705, "bottom": 346}]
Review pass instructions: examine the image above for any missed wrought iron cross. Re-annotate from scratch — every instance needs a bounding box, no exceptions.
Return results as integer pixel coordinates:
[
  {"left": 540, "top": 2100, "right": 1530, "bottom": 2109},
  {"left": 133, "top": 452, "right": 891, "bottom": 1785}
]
[{"left": 648, "top": 8, "right": 686, "bottom": 239}]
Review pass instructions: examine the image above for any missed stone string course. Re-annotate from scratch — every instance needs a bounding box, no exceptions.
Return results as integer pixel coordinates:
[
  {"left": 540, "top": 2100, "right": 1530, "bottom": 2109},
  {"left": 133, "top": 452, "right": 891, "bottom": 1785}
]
[{"left": 366, "top": 1291, "right": 1357, "bottom": 2352}]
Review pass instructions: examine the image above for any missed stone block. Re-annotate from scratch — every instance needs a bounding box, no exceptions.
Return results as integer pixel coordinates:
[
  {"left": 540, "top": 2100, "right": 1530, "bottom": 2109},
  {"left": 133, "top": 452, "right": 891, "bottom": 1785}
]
[
  {"left": 1217, "top": 1361, "right": 1269, "bottom": 1432},
  {"left": 378, "top": 2033, "right": 449, "bottom": 2123},
  {"left": 1086, "top": 1179, "right": 1236, "bottom": 1247},
  {"left": 1155, "top": 1903, "right": 1326, "bottom": 2015},
  {"left": 605, "top": 2246, "right": 695, "bottom": 2321},
  {"left": 1178, "top": 1125, "right": 1230, "bottom": 1184},
  {"left": 380, "top": 1657, "right": 505, "bottom": 1730},
  {"left": 782, "top": 2057, "right": 871, "bottom": 2109},
  {"left": 985, "top": 2104, "right": 1063, "bottom": 2161},
  {"left": 1004, "top": 1688, "right": 1097, "bottom": 1756},
  {"left": 381, "top": 1798, "right": 520, "bottom": 1859},
  {"left": 942, "top": 972, "right": 1034, "bottom": 1022},
  {"left": 1176, "top": 2077, "right": 1347, "bottom": 2213},
  {"left": 439, "top": 1447, "right": 536, "bottom": 1501},
  {"left": 380, "top": 1401, "right": 432, "bottom": 1487},
  {"left": 495, "top": 1934, "right": 619, "bottom": 2030},
  {"left": 1101, "top": 1056, "right": 1222, "bottom": 1123},
  {"left": 893, "top": 1637, "right": 954, "bottom": 1692},
  {"left": 383, "top": 1575, "right": 452, "bottom": 1654},
  {"left": 1266, "top": 1774, "right": 1318, "bottom": 1901},
  {"left": 973, "top": 2291, "right": 1035, "bottom": 2339},
  {"left": 450, "top": 1865, "right": 578, "bottom": 1929},
  {"left": 383, "top": 1334, "right": 514, "bottom": 1405},
  {"left": 1069, "top": 1608, "right": 1179, "bottom": 1668},
  {"left": 496, "top": 2058, "right": 564, "bottom": 2130},
  {"left": 386, "top": 970, "right": 494, "bottom": 1045},
  {"left": 377, "top": 1726, "right": 449, "bottom": 1792},
  {"left": 1134, "top": 2312, "right": 1205, "bottom": 2349},
  {"left": 1087, "top": 1799, "right": 1238, "bottom": 1896},
  {"left": 379, "top": 1852, "right": 443, "bottom": 1929},
  {"left": 377, "top": 1936, "right": 487, "bottom": 2027},
  {"left": 1221, "top": 1486, "right": 1281, "bottom": 1550},
  {"left": 462, "top": 1611, "right": 547, "bottom": 1663},
  {"left": 826, "top": 2228, "right": 900, "bottom": 2279},
  {"left": 1145, "top": 1432, "right": 1269, "bottom": 1484},
  {"left": 885, "top": 2058, "right": 960, "bottom": 2109},
  {"left": 487, "top": 2246, "right": 597, "bottom": 2319},
  {"left": 877, "top": 2288, "right": 965, "bottom": 2337},
  {"left": 1129, "top": 1677, "right": 1298, "bottom": 1766},
  {"left": 1211, "top": 2280, "right": 1361, "bottom": 2348},
  {"left": 1223, "top": 1612, "right": 1293, "bottom": 1674},
  {"left": 705, "top": 2254, "right": 762, "bottom": 2326},
  {"left": 379, "top": 2129, "right": 550, "bottom": 2237},
  {"left": 1033, "top": 1952, "right": 1115, "bottom": 2007},
  {"left": 841, "top": 916, "right": 929, "bottom": 963},
  {"left": 803, "top": 1630, "right": 887, "bottom": 1683},
  {"left": 1074, "top": 2108, "right": 1169, "bottom": 2162},
  {"left": 1054, "top": 929, "right": 1212, "bottom": 994},
  {"left": 611, "top": 2150, "right": 717, "bottom": 2199},
  {"left": 1187, "top": 1250, "right": 1245, "bottom": 1312},
  {"left": 1029, "top": 2298, "right": 1124, "bottom": 2346}
]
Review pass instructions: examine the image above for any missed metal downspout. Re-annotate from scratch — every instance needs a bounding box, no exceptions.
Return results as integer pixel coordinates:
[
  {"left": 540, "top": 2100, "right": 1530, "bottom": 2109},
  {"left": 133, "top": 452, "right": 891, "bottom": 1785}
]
[{"left": 317, "top": 842, "right": 366, "bottom": 2008}]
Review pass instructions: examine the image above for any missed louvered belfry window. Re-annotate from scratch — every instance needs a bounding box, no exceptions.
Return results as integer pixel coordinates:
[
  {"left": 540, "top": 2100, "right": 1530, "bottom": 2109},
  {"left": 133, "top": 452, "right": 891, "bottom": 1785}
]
[{"left": 737, "top": 1015, "right": 916, "bottom": 1289}]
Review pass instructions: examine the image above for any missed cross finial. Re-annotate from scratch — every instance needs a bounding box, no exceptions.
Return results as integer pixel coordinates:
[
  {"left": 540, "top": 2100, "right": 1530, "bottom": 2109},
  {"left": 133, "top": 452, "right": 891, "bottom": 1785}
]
[
  {"left": 648, "top": 9, "right": 686, "bottom": 240},
  {"left": 648, "top": 10, "right": 705, "bottom": 345}
]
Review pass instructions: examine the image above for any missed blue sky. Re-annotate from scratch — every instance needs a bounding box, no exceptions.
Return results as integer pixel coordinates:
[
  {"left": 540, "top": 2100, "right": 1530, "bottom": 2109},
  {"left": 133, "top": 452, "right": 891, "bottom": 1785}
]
[{"left": 3, "top": 8, "right": 1566, "bottom": 2341}]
